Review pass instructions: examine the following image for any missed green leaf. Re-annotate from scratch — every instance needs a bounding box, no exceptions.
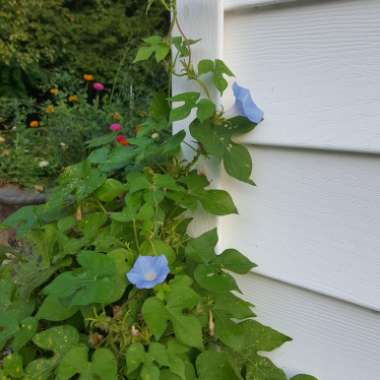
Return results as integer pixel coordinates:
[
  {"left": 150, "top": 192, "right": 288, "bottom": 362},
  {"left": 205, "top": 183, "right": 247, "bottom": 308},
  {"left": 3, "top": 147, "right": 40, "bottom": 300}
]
[
  {"left": 149, "top": 343, "right": 170, "bottom": 367},
  {"left": 170, "top": 92, "right": 200, "bottom": 122},
  {"left": 43, "top": 251, "right": 125, "bottom": 307},
  {"left": 198, "top": 189, "right": 237, "bottom": 215},
  {"left": 196, "top": 99, "right": 215, "bottom": 122},
  {"left": 87, "top": 133, "right": 116, "bottom": 148},
  {"left": 36, "top": 296, "right": 78, "bottom": 322},
  {"left": 32, "top": 325, "right": 79, "bottom": 354},
  {"left": 239, "top": 319, "right": 292, "bottom": 353},
  {"left": 2, "top": 206, "right": 38, "bottom": 237},
  {"left": 142, "top": 298, "right": 168, "bottom": 339},
  {"left": 141, "top": 362, "right": 160, "bottom": 380},
  {"left": 194, "top": 264, "right": 240, "bottom": 293},
  {"left": 2, "top": 353, "right": 24, "bottom": 378},
  {"left": 214, "top": 311, "right": 244, "bottom": 350},
  {"left": 197, "top": 59, "right": 234, "bottom": 95},
  {"left": 134, "top": 46, "right": 155, "bottom": 62},
  {"left": 160, "top": 130, "right": 186, "bottom": 156},
  {"left": 198, "top": 59, "right": 214, "bottom": 75},
  {"left": 155, "top": 44, "right": 170, "bottom": 62},
  {"left": 224, "top": 143, "right": 253, "bottom": 184},
  {"left": 88, "top": 146, "right": 110, "bottom": 164},
  {"left": 134, "top": 36, "right": 170, "bottom": 63},
  {"left": 57, "top": 345, "right": 118, "bottom": 380},
  {"left": 150, "top": 92, "right": 170, "bottom": 121},
  {"left": 215, "top": 59, "right": 234, "bottom": 76},
  {"left": 166, "top": 279, "right": 199, "bottom": 311},
  {"left": 126, "top": 343, "right": 146, "bottom": 374},
  {"left": 57, "top": 216, "right": 76, "bottom": 232},
  {"left": 215, "top": 248, "right": 256, "bottom": 274},
  {"left": 0, "top": 279, "right": 14, "bottom": 312},
  {"left": 245, "top": 355, "right": 287, "bottom": 380},
  {"left": 196, "top": 351, "right": 241, "bottom": 380},
  {"left": 226, "top": 116, "right": 257, "bottom": 136},
  {"left": 290, "top": 376, "right": 318, "bottom": 380},
  {"left": 127, "top": 172, "right": 151, "bottom": 194},
  {"left": 95, "top": 178, "right": 127, "bottom": 202},
  {"left": 172, "top": 36, "right": 191, "bottom": 57},
  {"left": 143, "top": 278, "right": 203, "bottom": 350},
  {"left": 185, "top": 228, "right": 218, "bottom": 264},
  {"left": 189, "top": 119, "right": 226, "bottom": 159},
  {"left": 140, "top": 239, "right": 176, "bottom": 264},
  {"left": 213, "top": 292, "right": 254, "bottom": 319},
  {"left": 213, "top": 59, "right": 234, "bottom": 94},
  {"left": 25, "top": 326, "right": 79, "bottom": 380},
  {"left": 169, "top": 314, "right": 203, "bottom": 350},
  {"left": 190, "top": 118, "right": 255, "bottom": 183},
  {"left": 0, "top": 296, "right": 37, "bottom": 352}
]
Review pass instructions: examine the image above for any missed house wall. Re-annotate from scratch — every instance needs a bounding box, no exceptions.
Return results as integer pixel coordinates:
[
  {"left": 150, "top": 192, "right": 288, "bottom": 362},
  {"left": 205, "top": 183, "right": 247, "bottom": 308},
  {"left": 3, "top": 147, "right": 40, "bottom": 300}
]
[{"left": 175, "top": 0, "right": 380, "bottom": 378}]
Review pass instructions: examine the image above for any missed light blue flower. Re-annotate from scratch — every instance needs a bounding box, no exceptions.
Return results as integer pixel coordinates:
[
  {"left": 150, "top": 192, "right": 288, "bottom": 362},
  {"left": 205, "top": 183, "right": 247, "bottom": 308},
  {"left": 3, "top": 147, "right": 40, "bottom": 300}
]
[
  {"left": 127, "top": 255, "right": 169, "bottom": 289},
  {"left": 232, "top": 82, "right": 264, "bottom": 124}
]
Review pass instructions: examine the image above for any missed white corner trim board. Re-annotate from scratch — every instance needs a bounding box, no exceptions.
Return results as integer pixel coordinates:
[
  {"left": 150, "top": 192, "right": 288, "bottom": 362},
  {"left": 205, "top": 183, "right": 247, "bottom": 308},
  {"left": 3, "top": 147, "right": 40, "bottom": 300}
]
[
  {"left": 224, "top": 0, "right": 302, "bottom": 11},
  {"left": 173, "top": 0, "right": 224, "bottom": 236}
]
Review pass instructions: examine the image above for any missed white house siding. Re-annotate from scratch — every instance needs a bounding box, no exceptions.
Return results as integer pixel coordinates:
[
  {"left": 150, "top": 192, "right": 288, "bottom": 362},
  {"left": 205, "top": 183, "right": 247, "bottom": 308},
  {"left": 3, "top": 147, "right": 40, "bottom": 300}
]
[{"left": 175, "top": 0, "right": 380, "bottom": 379}]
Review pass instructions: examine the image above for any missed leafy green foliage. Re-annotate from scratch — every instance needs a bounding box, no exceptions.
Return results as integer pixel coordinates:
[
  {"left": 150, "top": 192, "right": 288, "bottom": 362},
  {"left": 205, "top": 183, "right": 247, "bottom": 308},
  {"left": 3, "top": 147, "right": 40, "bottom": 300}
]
[
  {"left": 134, "top": 36, "right": 170, "bottom": 63},
  {"left": 198, "top": 59, "right": 234, "bottom": 94},
  {"left": 43, "top": 250, "right": 127, "bottom": 307},
  {"left": 0, "top": 2, "right": 316, "bottom": 379},
  {"left": 190, "top": 116, "right": 257, "bottom": 184},
  {"left": 57, "top": 345, "right": 118, "bottom": 380},
  {"left": 0, "top": 0, "right": 169, "bottom": 188}
]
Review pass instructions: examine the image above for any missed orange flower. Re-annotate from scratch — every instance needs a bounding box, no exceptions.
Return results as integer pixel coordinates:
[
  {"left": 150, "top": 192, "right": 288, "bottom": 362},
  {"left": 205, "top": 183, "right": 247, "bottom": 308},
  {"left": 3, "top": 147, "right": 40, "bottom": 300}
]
[
  {"left": 83, "top": 74, "right": 94, "bottom": 81},
  {"left": 46, "top": 105, "right": 55, "bottom": 113},
  {"left": 116, "top": 135, "right": 129, "bottom": 146},
  {"left": 30, "top": 120, "right": 40, "bottom": 128},
  {"left": 68, "top": 95, "right": 78, "bottom": 103},
  {"left": 50, "top": 88, "right": 59, "bottom": 96}
]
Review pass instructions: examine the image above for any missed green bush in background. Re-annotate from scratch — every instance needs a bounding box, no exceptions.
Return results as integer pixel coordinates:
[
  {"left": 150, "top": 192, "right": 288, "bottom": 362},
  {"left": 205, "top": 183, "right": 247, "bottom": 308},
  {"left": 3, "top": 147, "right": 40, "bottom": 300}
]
[{"left": 0, "top": 0, "right": 169, "bottom": 188}]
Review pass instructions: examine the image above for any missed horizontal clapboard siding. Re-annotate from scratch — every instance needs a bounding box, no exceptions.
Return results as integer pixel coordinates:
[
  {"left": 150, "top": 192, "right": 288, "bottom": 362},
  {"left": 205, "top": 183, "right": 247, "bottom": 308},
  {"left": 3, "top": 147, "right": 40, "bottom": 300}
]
[
  {"left": 219, "top": 146, "right": 380, "bottom": 310},
  {"left": 237, "top": 273, "right": 380, "bottom": 379},
  {"left": 224, "top": 0, "right": 301, "bottom": 10},
  {"left": 223, "top": 0, "right": 380, "bottom": 153},
  {"left": 220, "top": 0, "right": 380, "bottom": 378},
  {"left": 176, "top": 0, "right": 380, "bottom": 378}
]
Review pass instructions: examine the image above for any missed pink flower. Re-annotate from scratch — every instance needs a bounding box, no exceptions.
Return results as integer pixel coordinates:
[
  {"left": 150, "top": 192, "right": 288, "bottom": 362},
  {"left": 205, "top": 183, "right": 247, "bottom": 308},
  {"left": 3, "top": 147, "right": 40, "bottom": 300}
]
[
  {"left": 93, "top": 82, "right": 105, "bottom": 91},
  {"left": 110, "top": 123, "right": 122, "bottom": 132}
]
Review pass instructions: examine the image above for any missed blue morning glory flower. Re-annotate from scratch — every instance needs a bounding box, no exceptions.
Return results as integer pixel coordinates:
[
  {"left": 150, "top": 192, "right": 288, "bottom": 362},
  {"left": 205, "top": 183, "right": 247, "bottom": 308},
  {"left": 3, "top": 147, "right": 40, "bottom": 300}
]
[
  {"left": 232, "top": 82, "right": 264, "bottom": 124},
  {"left": 127, "top": 255, "right": 169, "bottom": 289}
]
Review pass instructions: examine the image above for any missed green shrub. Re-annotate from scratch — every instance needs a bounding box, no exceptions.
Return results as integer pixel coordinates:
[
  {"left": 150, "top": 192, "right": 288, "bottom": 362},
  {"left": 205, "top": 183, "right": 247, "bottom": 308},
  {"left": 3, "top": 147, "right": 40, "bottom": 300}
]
[
  {"left": 0, "top": 0, "right": 168, "bottom": 101},
  {"left": 0, "top": 0, "right": 169, "bottom": 188},
  {"left": 0, "top": 78, "right": 136, "bottom": 188}
]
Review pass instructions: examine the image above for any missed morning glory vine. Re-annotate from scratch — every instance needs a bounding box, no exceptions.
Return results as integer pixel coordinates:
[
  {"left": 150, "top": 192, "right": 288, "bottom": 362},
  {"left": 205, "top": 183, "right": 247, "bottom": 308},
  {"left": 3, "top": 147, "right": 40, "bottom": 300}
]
[{"left": 0, "top": 1, "right": 317, "bottom": 379}]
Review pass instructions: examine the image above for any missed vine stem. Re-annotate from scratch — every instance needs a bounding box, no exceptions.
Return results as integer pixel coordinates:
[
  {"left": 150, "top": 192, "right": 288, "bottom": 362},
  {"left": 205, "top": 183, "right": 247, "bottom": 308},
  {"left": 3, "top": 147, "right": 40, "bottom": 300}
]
[
  {"left": 109, "top": 48, "right": 129, "bottom": 105},
  {"left": 132, "top": 219, "right": 140, "bottom": 251}
]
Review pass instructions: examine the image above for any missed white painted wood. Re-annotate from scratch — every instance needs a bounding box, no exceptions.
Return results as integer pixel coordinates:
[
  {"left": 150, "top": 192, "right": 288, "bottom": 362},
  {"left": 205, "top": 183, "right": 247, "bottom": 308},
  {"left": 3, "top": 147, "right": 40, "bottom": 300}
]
[
  {"left": 237, "top": 273, "right": 380, "bottom": 380},
  {"left": 224, "top": 0, "right": 301, "bottom": 11},
  {"left": 177, "top": 0, "right": 380, "bottom": 377},
  {"left": 219, "top": 146, "right": 380, "bottom": 311},
  {"left": 223, "top": 0, "right": 380, "bottom": 154},
  {"left": 173, "top": 0, "right": 224, "bottom": 235}
]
